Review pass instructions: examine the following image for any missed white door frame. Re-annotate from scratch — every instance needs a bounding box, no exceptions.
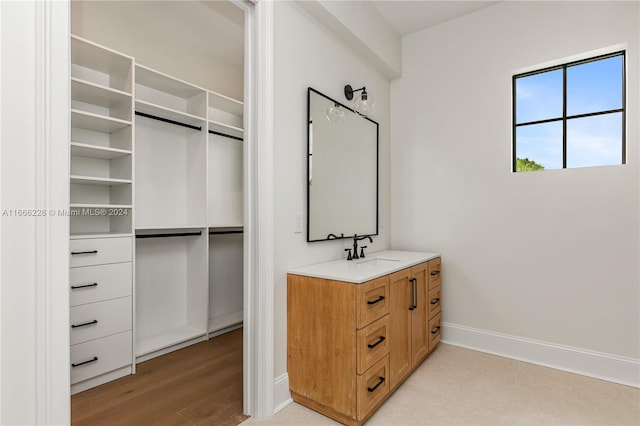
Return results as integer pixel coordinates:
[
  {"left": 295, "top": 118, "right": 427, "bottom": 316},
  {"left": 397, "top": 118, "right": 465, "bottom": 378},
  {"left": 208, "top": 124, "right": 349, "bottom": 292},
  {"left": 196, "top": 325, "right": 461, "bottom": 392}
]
[{"left": 0, "top": 0, "right": 276, "bottom": 423}]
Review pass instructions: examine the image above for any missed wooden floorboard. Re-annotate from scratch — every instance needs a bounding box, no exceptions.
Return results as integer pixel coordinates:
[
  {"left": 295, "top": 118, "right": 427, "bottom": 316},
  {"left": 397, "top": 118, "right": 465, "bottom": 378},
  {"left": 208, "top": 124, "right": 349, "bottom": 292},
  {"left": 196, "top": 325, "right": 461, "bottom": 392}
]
[{"left": 72, "top": 329, "right": 248, "bottom": 426}]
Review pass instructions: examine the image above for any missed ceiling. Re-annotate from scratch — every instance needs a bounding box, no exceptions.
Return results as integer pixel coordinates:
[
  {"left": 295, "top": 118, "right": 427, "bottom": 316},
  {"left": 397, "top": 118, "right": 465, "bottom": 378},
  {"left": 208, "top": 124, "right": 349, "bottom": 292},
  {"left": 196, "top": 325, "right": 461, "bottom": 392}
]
[{"left": 372, "top": 1, "right": 500, "bottom": 36}]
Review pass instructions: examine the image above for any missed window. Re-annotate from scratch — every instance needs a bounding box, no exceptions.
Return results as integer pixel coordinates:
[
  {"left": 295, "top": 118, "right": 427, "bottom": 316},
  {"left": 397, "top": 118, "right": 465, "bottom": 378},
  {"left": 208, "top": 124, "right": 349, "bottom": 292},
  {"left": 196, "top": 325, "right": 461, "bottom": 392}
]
[{"left": 513, "top": 51, "right": 625, "bottom": 172}]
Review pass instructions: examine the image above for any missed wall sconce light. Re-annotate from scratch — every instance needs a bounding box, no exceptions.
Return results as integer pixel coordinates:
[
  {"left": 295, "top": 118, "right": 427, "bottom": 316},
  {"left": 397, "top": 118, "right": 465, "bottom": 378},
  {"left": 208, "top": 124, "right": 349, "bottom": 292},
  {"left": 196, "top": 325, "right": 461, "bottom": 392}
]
[
  {"left": 344, "top": 84, "right": 375, "bottom": 116},
  {"left": 326, "top": 102, "right": 346, "bottom": 122}
]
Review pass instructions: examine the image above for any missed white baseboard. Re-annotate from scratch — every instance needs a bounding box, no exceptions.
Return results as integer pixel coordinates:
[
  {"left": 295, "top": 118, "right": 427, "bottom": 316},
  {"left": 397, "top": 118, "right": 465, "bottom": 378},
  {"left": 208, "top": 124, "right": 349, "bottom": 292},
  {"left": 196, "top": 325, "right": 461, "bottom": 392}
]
[
  {"left": 273, "top": 373, "right": 293, "bottom": 414},
  {"left": 441, "top": 322, "right": 639, "bottom": 388}
]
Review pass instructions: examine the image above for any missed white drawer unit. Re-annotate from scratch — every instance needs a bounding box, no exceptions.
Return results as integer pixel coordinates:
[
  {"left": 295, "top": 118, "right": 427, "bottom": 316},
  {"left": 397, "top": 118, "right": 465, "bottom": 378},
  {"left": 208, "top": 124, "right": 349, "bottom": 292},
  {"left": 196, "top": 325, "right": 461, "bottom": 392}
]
[
  {"left": 70, "top": 236, "right": 132, "bottom": 268},
  {"left": 70, "top": 296, "right": 132, "bottom": 345},
  {"left": 70, "top": 262, "right": 132, "bottom": 306},
  {"left": 70, "top": 331, "right": 133, "bottom": 384}
]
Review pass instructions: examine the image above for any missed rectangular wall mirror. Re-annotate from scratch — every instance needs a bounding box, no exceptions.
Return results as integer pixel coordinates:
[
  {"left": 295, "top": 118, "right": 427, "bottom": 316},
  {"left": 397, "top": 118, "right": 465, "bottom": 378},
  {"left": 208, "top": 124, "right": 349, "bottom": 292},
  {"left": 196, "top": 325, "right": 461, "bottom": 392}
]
[{"left": 307, "top": 87, "right": 378, "bottom": 242}]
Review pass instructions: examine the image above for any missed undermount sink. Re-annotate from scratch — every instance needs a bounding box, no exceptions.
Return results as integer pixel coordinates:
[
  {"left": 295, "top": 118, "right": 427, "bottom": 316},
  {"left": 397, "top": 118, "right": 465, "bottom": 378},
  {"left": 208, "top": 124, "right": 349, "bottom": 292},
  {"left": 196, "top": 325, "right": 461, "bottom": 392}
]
[{"left": 354, "top": 257, "right": 401, "bottom": 265}]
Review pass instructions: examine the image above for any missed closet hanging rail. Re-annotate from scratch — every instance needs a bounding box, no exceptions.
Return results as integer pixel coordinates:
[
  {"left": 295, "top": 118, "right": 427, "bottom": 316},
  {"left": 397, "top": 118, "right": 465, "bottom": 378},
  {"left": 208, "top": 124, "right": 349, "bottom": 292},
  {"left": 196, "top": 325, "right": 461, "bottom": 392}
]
[
  {"left": 208, "top": 129, "right": 243, "bottom": 142},
  {"left": 135, "top": 111, "right": 202, "bottom": 131},
  {"left": 136, "top": 231, "right": 202, "bottom": 239},
  {"left": 209, "top": 230, "right": 244, "bottom": 235}
]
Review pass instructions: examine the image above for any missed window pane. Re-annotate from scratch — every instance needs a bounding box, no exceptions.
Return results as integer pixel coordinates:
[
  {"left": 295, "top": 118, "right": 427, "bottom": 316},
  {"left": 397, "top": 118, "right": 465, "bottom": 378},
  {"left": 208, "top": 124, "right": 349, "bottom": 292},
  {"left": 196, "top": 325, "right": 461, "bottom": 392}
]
[
  {"left": 567, "top": 55, "right": 623, "bottom": 116},
  {"left": 515, "top": 69, "right": 563, "bottom": 124},
  {"left": 567, "top": 112, "right": 622, "bottom": 168},
  {"left": 515, "top": 122, "right": 563, "bottom": 171}
]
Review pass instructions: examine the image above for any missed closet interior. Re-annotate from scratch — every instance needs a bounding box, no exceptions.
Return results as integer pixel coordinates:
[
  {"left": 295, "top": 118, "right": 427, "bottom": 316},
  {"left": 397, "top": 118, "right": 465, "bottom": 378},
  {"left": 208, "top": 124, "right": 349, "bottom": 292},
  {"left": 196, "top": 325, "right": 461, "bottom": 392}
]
[{"left": 69, "top": 0, "right": 245, "bottom": 395}]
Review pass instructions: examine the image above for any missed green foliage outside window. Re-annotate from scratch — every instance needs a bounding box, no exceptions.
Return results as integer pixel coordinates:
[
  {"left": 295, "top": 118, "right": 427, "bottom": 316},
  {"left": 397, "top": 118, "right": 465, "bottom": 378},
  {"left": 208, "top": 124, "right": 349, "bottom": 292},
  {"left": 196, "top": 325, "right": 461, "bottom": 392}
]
[{"left": 516, "top": 157, "right": 545, "bottom": 172}]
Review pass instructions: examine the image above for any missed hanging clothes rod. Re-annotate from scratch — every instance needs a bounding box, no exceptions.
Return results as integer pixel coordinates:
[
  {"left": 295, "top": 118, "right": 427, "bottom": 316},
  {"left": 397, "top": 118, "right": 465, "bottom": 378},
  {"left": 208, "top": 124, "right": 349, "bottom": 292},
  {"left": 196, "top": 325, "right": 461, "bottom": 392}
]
[
  {"left": 136, "top": 231, "right": 202, "bottom": 239},
  {"left": 135, "top": 111, "right": 202, "bottom": 131},
  {"left": 208, "top": 129, "right": 243, "bottom": 142},
  {"left": 209, "top": 230, "right": 244, "bottom": 235}
]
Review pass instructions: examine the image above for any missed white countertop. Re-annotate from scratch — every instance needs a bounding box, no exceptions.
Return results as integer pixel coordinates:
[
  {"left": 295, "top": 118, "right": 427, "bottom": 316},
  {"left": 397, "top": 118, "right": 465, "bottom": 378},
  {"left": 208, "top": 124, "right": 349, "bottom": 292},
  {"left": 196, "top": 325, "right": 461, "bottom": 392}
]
[{"left": 288, "top": 250, "right": 440, "bottom": 284}]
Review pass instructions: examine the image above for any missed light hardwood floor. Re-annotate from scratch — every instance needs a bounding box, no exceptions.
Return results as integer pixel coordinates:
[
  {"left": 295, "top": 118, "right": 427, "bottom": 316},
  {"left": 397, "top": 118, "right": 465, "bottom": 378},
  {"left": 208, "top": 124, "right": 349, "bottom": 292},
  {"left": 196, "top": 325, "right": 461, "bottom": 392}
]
[{"left": 72, "top": 329, "right": 247, "bottom": 426}]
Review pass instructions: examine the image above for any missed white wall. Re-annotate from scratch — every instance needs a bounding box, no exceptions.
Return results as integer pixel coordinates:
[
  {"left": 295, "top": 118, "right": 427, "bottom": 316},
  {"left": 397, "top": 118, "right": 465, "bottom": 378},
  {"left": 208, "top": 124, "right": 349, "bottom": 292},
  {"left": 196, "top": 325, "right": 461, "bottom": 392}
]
[
  {"left": 273, "top": 1, "right": 391, "bottom": 378},
  {"left": 391, "top": 0, "right": 639, "bottom": 363},
  {"left": 71, "top": 1, "right": 244, "bottom": 100}
]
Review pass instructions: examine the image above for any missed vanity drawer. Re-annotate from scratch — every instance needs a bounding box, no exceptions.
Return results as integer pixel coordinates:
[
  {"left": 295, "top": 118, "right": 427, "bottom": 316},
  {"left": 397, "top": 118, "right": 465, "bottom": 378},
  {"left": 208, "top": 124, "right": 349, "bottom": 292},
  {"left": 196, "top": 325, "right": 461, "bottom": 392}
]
[
  {"left": 427, "top": 285, "right": 441, "bottom": 319},
  {"left": 428, "top": 257, "right": 441, "bottom": 289},
  {"left": 356, "top": 276, "right": 390, "bottom": 329},
  {"left": 357, "top": 354, "right": 389, "bottom": 421},
  {"left": 70, "top": 330, "right": 132, "bottom": 385},
  {"left": 428, "top": 312, "right": 442, "bottom": 350},
  {"left": 70, "top": 262, "right": 132, "bottom": 307},
  {"left": 70, "top": 297, "right": 132, "bottom": 345},
  {"left": 70, "top": 237, "right": 132, "bottom": 268},
  {"left": 357, "top": 315, "right": 389, "bottom": 375}
]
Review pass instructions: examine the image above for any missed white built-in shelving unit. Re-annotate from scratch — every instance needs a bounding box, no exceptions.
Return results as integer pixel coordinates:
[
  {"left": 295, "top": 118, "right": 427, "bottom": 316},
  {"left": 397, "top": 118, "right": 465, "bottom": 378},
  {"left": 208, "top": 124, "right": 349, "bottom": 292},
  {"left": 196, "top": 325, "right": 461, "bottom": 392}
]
[{"left": 68, "top": 35, "right": 245, "bottom": 392}]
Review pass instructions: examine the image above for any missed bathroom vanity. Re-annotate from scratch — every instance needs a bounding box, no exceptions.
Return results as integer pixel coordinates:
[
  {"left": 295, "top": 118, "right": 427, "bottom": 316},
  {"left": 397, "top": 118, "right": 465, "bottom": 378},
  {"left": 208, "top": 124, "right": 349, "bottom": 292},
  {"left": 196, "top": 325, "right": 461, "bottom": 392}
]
[{"left": 287, "top": 251, "right": 442, "bottom": 425}]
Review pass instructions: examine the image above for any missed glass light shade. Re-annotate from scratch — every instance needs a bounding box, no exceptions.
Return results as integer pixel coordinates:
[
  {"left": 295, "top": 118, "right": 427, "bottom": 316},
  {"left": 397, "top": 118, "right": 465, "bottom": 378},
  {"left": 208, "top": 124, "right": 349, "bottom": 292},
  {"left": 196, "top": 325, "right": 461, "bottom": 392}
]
[
  {"left": 354, "top": 93, "right": 375, "bottom": 116},
  {"left": 326, "top": 103, "right": 346, "bottom": 122}
]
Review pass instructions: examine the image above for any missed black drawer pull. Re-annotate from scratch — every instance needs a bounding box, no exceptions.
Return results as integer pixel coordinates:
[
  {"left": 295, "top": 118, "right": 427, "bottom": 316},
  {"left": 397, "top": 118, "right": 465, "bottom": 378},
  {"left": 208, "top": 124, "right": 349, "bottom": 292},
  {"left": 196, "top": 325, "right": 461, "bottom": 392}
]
[
  {"left": 431, "top": 326, "right": 441, "bottom": 335},
  {"left": 367, "top": 295, "right": 385, "bottom": 305},
  {"left": 71, "top": 250, "right": 98, "bottom": 255},
  {"left": 368, "top": 336, "right": 386, "bottom": 349},
  {"left": 430, "top": 270, "right": 440, "bottom": 276},
  {"left": 367, "top": 376, "right": 385, "bottom": 393},
  {"left": 71, "top": 356, "right": 98, "bottom": 368},
  {"left": 71, "top": 319, "right": 98, "bottom": 328},
  {"left": 70, "top": 282, "right": 98, "bottom": 290},
  {"left": 430, "top": 298, "right": 440, "bottom": 305}
]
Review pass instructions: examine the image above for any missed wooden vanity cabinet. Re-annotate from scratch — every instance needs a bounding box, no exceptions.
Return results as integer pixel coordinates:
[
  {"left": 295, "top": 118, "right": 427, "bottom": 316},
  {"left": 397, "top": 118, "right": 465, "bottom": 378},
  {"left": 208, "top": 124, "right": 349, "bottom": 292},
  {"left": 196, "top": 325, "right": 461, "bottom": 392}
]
[
  {"left": 287, "top": 257, "right": 442, "bottom": 425},
  {"left": 388, "top": 262, "right": 429, "bottom": 389}
]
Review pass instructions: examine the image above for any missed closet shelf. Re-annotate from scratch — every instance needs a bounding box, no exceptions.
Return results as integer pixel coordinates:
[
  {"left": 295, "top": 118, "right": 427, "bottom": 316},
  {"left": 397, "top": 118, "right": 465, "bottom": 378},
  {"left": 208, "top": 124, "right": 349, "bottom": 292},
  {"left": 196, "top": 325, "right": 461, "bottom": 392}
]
[
  {"left": 208, "top": 120, "right": 243, "bottom": 136},
  {"left": 208, "top": 310, "right": 243, "bottom": 334},
  {"left": 71, "top": 78, "right": 132, "bottom": 109},
  {"left": 70, "top": 232, "right": 133, "bottom": 240},
  {"left": 71, "top": 109, "right": 132, "bottom": 133},
  {"left": 70, "top": 175, "right": 133, "bottom": 186},
  {"left": 70, "top": 203, "right": 133, "bottom": 209},
  {"left": 135, "top": 100, "right": 205, "bottom": 128},
  {"left": 135, "top": 225, "right": 206, "bottom": 233},
  {"left": 136, "top": 64, "right": 206, "bottom": 100},
  {"left": 208, "top": 91, "right": 243, "bottom": 116},
  {"left": 136, "top": 326, "right": 207, "bottom": 358},
  {"left": 71, "top": 35, "right": 133, "bottom": 89},
  {"left": 70, "top": 142, "right": 132, "bottom": 160}
]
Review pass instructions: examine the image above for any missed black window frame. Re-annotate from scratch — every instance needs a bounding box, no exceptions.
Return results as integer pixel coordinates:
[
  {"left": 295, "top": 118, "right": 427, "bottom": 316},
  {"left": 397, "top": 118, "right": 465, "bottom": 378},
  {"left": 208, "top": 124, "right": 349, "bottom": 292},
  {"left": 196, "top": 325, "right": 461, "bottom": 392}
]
[{"left": 512, "top": 50, "right": 626, "bottom": 172}]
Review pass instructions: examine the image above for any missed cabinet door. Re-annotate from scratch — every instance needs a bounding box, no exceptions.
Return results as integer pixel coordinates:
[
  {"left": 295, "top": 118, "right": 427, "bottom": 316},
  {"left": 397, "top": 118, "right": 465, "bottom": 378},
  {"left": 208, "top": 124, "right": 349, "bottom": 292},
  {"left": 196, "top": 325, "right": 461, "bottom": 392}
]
[
  {"left": 410, "top": 262, "right": 429, "bottom": 365},
  {"left": 388, "top": 268, "right": 411, "bottom": 389}
]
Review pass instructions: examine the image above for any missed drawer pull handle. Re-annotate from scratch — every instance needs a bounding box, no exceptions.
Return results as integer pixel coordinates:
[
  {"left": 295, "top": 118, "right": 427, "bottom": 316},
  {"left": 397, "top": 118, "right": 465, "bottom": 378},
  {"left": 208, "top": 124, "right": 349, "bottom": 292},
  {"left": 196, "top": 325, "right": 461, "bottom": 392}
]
[
  {"left": 71, "top": 356, "right": 98, "bottom": 368},
  {"left": 367, "top": 376, "right": 385, "bottom": 393},
  {"left": 70, "top": 282, "right": 98, "bottom": 290},
  {"left": 367, "top": 295, "right": 385, "bottom": 305},
  {"left": 430, "top": 270, "right": 440, "bottom": 276},
  {"left": 431, "top": 326, "right": 441, "bottom": 335},
  {"left": 71, "top": 250, "right": 98, "bottom": 255},
  {"left": 367, "top": 336, "right": 386, "bottom": 349},
  {"left": 430, "top": 298, "right": 440, "bottom": 305},
  {"left": 71, "top": 319, "right": 98, "bottom": 328}
]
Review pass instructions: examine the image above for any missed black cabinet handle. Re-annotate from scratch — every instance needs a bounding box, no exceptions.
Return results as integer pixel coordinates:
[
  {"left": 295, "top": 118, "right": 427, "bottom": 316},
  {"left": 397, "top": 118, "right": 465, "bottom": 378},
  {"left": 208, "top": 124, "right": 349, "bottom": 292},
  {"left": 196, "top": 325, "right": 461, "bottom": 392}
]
[
  {"left": 431, "top": 326, "right": 441, "bottom": 335},
  {"left": 367, "top": 336, "right": 386, "bottom": 349},
  {"left": 70, "top": 282, "right": 98, "bottom": 290},
  {"left": 367, "top": 376, "right": 385, "bottom": 393},
  {"left": 367, "top": 295, "right": 385, "bottom": 305},
  {"left": 409, "top": 278, "right": 417, "bottom": 310},
  {"left": 430, "top": 270, "right": 440, "bottom": 276},
  {"left": 71, "top": 356, "right": 98, "bottom": 368},
  {"left": 71, "top": 250, "right": 98, "bottom": 255},
  {"left": 430, "top": 298, "right": 440, "bottom": 305},
  {"left": 71, "top": 319, "right": 98, "bottom": 328}
]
